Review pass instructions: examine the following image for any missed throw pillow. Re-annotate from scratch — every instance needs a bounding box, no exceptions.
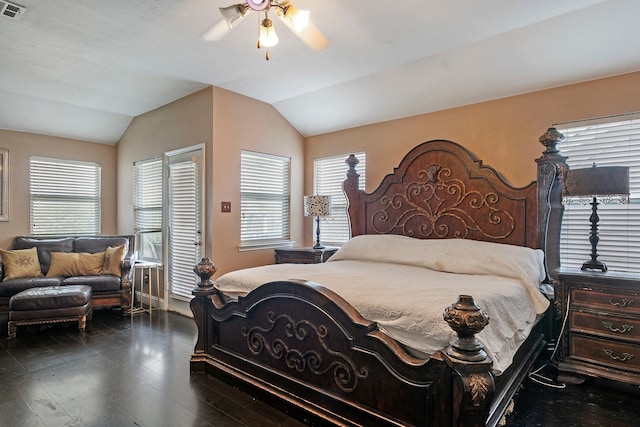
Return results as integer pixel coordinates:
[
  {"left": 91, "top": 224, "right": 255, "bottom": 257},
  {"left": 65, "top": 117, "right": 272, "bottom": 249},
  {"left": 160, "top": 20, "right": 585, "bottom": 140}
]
[
  {"left": 103, "top": 245, "right": 126, "bottom": 276},
  {"left": 46, "top": 251, "right": 105, "bottom": 277},
  {"left": 0, "top": 247, "right": 44, "bottom": 281}
]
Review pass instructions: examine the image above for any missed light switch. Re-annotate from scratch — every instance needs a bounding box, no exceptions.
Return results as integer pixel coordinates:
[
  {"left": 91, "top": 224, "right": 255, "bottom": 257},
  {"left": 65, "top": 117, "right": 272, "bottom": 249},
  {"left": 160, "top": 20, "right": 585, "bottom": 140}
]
[{"left": 221, "top": 202, "right": 231, "bottom": 213}]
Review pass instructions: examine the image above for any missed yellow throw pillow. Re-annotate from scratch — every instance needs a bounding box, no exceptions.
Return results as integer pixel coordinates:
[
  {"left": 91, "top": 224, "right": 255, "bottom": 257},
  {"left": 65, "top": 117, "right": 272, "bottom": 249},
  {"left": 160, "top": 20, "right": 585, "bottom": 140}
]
[
  {"left": 46, "top": 251, "right": 105, "bottom": 277},
  {"left": 1, "top": 247, "right": 44, "bottom": 281},
  {"left": 103, "top": 245, "right": 126, "bottom": 276}
]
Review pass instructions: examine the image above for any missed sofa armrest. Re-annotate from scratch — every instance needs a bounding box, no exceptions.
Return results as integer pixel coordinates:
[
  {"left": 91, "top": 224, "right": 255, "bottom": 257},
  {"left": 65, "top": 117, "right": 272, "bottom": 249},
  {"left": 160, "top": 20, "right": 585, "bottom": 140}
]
[{"left": 120, "top": 254, "right": 135, "bottom": 288}]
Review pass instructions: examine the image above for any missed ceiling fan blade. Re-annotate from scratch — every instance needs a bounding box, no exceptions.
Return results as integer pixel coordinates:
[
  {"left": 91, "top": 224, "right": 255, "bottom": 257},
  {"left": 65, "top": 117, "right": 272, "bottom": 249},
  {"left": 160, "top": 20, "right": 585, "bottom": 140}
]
[
  {"left": 276, "top": 10, "right": 330, "bottom": 51},
  {"left": 295, "top": 22, "right": 330, "bottom": 51},
  {"left": 200, "top": 18, "right": 232, "bottom": 41},
  {"left": 201, "top": 3, "right": 251, "bottom": 42}
]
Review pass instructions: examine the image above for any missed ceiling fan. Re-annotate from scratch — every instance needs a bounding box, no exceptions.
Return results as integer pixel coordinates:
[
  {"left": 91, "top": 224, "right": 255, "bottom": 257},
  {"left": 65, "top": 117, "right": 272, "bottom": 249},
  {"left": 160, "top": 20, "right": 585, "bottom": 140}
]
[{"left": 201, "top": 0, "right": 330, "bottom": 59}]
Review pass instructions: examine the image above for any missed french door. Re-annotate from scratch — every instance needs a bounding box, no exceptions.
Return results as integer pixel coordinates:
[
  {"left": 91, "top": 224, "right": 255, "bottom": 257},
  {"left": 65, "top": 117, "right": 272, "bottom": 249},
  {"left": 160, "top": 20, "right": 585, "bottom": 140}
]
[{"left": 166, "top": 146, "right": 203, "bottom": 315}]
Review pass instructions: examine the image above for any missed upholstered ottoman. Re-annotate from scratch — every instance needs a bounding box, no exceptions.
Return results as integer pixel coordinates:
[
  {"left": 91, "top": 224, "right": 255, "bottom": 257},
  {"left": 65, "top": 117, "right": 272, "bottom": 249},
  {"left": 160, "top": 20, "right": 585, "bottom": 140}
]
[{"left": 8, "top": 285, "right": 92, "bottom": 339}]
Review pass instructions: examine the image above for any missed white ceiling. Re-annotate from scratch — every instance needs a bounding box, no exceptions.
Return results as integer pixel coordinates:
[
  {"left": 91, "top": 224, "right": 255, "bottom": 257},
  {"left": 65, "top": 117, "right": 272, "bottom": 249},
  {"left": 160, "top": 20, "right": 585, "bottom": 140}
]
[{"left": 1, "top": 0, "right": 639, "bottom": 144}]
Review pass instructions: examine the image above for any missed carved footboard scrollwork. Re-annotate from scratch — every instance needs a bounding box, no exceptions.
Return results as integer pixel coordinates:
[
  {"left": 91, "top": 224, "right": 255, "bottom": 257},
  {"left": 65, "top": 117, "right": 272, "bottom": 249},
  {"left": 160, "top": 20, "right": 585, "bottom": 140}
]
[{"left": 242, "top": 312, "right": 369, "bottom": 393}]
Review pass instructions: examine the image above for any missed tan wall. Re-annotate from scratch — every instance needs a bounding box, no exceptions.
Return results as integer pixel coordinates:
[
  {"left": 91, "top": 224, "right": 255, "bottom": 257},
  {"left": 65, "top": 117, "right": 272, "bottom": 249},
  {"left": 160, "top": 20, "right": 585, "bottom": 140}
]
[
  {"left": 116, "top": 86, "right": 305, "bottom": 280},
  {"left": 304, "top": 71, "right": 640, "bottom": 246},
  {"left": 0, "top": 129, "right": 117, "bottom": 249},
  {"left": 4, "top": 71, "right": 639, "bottom": 274},
  {"left": 211, "top": 87, "right": 305, "bottom": 275},
  {"left": 117, "top": 87, "right": 214, "bottom": 241},
  {"left": 117, "top": 88, "right": 214, "bottom": 307}
]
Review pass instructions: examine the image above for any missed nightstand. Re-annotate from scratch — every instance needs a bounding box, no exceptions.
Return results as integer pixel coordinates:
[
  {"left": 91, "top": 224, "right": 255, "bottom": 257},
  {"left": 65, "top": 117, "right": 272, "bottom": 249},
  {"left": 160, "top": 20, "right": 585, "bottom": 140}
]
[
  {"left": 555, "top": 268, "right": 640, "bottom": 386},
  {"left": 274, "top": 247, "right": 338, "bottom": 264}
]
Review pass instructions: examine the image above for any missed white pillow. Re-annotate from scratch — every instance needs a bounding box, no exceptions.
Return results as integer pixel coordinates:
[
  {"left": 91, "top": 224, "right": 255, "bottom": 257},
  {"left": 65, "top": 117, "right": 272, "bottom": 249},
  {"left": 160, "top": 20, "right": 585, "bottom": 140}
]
[{"left": 329, "top": 234, "right": 546, "bottom": 293}]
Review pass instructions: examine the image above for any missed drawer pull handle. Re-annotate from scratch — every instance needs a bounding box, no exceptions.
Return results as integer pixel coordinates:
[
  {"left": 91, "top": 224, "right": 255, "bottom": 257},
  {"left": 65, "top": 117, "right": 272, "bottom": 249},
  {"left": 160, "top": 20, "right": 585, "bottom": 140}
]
[
  {"left": 604, "top": 297, "right": 633, "bottom": 307},
  {"left": 603, "top": 349, "right": 634, "bottom": 362},
  {"left": 602, "top": 321, "right": 634, "bottom": 334}
]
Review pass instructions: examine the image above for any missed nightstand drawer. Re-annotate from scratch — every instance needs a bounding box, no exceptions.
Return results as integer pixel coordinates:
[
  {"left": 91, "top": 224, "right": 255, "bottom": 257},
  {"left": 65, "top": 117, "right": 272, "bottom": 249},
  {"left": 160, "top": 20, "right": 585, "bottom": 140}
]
[
  {"left": 572, "top": 288, "right": 640, "bottom": 316},
  {"left": 570, "top": 334, "right": 640, "bottom": 373},
  {"left": 570, "top": 311, "right": 640, "bottom": 343},
  {"left": 274, "top": 247, "right": 338, "bottom": 264}
]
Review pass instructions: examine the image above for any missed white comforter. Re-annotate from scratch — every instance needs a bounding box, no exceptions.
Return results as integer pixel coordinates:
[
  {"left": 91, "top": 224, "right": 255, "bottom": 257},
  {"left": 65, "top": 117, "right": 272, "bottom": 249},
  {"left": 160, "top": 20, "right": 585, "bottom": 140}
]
[{"left": 214, "top": 235, "right": 550, "bottom": 375}]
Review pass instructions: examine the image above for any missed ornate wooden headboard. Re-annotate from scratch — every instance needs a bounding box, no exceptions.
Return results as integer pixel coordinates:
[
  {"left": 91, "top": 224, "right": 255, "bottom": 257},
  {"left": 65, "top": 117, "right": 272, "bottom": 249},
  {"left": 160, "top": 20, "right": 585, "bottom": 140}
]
[{"left": 343, "top": 140, "right": 539, "bottom": 248}]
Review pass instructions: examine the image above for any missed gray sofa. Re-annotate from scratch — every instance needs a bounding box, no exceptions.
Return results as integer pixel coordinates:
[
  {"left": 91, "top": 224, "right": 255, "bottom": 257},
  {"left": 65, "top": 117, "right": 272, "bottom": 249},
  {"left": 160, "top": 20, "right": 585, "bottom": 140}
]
[{"left": 0, "top": 235, "right": 135, "bottom": 313}]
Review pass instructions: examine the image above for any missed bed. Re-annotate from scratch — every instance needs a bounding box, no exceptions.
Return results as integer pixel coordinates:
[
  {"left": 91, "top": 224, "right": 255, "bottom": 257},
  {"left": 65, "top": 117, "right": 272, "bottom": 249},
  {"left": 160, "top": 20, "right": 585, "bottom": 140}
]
[{"left": 190, "top": 129, "right": 568, "bottom": 427}]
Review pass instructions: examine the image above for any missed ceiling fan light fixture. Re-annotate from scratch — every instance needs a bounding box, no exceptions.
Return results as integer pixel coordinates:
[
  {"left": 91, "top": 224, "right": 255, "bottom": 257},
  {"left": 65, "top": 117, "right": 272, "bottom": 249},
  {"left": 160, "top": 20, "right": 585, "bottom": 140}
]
[
  {"left": 219, "top": 3, "right": 249, "bottom": 29},
  {"left": 258, "top": 16, "right": 279, "bottom": 48},
  {"left": 206, "top": 0, "right": 330, "bottom": 55},
  {"left": 246, "top": 0, "right": 270, "bottom": 11}
]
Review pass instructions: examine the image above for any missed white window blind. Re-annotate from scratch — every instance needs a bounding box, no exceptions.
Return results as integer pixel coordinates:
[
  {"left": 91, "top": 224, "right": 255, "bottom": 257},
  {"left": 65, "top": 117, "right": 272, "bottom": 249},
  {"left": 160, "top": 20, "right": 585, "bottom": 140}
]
[
  {"left": 30, "top": 157, "right": 101, "bottom": 235},
  {"left": 241, "top": 151, "right": 291, "bottom": 248},
  {"left": 314, "top": 152, "right": 366, "bottom": 246},
  {"left": 558, "top": 115, "right": 640, "bottom": 273},
  {"left": 133, "top": 158, "right": 163, "bottom": 261},
  {"left": 169, "top": 160, "right": 200, "bottom": 299}
]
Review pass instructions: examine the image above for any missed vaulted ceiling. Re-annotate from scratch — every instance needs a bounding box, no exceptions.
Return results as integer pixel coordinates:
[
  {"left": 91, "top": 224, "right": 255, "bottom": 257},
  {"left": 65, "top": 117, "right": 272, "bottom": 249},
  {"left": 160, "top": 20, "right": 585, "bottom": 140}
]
[{"left": 1, "top": 0, "right": 639, "bottom": 144}]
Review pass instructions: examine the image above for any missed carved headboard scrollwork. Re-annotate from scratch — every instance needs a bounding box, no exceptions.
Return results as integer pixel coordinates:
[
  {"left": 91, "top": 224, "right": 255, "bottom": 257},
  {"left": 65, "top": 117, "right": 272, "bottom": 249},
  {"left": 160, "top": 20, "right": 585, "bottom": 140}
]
[{"left": 343, "top": 140, "right": 538, "bottom": 249}]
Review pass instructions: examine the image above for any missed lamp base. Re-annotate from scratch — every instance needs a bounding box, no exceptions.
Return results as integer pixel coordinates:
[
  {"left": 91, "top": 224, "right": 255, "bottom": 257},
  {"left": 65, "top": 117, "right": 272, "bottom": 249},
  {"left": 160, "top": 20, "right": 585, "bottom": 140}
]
[
  {"left": 313, "top": 215, "right": 324, "bottom": 251},
  {"left": 581, "top": 259, "right": 608, "bottom": 272}
]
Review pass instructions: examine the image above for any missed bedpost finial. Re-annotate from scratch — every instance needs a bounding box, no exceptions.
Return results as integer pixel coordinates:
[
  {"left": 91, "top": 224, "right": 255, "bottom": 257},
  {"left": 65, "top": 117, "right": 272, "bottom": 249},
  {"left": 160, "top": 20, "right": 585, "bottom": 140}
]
[
  {"left": 443, "top": 295, "right": 490, "bottom": 362},
  {"left": 539, "top": 127, "right": 565, "bottom": 156},
  {"left": 194, "top": 257, "right": 217, "bottom": 290},
  {"left": 346, "top": 154, "right": 359, "bottom": 174}
]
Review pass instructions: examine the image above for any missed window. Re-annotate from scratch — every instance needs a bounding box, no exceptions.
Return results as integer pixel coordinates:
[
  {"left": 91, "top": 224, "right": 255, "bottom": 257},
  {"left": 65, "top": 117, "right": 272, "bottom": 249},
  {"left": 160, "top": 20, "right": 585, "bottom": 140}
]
[
  {"left": 557, "top": 115, "right": 640, "bottom": 273},
  {"left": 30, "top": 157, "right": 101, "bottom": 235},
  {"left": 134, "top": 158, "right": 163, "bottom": 262},
  {"left": 240, "top": 151, "right": 291, "bottom": 248},
  {"left": 314, "top": 152, "right": 366, "bottom": 246}
]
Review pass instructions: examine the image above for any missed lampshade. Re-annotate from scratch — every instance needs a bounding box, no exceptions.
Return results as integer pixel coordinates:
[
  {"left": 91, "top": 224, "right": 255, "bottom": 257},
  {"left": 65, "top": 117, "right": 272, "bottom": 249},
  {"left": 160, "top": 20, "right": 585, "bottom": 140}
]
[
  {"left": 258, "top": 17, "right": 279, "bottom": 48},
  {"left": 219, "top": 4, "right": 250, "bottom": 29},
  {"left": 563, "top": 165, "right": 630, "bottom": 204},
  {"left": 304, "top": 195, "right": 331, "bottom": 217}
]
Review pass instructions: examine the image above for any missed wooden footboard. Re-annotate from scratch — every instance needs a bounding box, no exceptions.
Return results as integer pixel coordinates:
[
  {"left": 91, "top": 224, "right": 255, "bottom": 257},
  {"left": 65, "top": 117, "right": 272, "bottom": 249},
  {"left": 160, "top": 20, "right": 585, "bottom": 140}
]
[{"left": 191, "top": 267, "right": 503, "bottom": 427}]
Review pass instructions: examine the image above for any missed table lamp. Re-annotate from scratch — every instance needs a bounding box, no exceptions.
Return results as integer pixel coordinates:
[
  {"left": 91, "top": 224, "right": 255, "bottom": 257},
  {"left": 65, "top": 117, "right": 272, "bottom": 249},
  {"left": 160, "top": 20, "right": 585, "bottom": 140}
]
[
  {"left": 304, "top": 195, "right": 331, "bottom": 249},
  {"left": 563, "top": 164, "right": 630, "bottom": 272}
]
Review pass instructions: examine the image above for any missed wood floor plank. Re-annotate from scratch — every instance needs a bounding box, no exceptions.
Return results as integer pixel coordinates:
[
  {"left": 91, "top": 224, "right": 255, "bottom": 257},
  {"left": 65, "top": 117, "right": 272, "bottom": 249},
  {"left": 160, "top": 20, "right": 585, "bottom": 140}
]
[{"left": 1, "top": 309, "right": 639, "bottom": 427}]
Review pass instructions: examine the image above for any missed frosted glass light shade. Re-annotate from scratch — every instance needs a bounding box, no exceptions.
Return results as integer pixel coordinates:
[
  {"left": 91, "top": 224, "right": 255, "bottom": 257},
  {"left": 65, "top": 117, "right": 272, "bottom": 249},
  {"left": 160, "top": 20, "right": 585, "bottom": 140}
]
[{"left": 259, "top": 18, "right": 279, "bottom": 47}]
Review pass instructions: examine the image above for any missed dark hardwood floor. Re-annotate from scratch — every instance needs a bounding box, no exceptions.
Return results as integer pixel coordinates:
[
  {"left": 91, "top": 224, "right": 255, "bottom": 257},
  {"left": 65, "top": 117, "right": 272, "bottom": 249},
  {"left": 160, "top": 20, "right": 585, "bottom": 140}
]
[{"left": 1, "top": 309, "right": 639, "bottom": 427}]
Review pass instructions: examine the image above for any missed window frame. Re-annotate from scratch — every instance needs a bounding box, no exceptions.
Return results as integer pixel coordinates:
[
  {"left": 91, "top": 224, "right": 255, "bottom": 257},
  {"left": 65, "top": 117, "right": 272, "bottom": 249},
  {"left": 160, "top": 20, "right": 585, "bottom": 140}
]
[
  {"left": 240, "top": 150, "right": 291, "bottom": 249},
  {"left": 313, "top": 152, "right": 366, "bottom": 246},
  {"left": 133, "top": 157, "right": 163, "bottom": 263},
  {"left": 557, "top": 114, "right": 640, "bottom": 273},
  {"left": 30, "top": 156, "right": 101, "bottom": 236}
]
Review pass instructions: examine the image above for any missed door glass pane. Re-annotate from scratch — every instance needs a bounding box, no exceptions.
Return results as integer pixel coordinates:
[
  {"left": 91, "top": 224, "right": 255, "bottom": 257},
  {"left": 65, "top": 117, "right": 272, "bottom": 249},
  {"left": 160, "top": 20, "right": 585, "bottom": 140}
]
[{"left": 168, "top": 159, "right": 200, "bottom": 299}]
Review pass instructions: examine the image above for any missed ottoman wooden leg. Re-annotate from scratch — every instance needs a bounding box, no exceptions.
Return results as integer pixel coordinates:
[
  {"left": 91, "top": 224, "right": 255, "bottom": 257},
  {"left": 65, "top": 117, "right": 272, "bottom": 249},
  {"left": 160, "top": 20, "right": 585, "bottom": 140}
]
[
  {"left": 78, "top": 309, "right": 92, "bottom": 332},
  {"left": 8, "top": 321, "right": 16, "bottom": 339}
]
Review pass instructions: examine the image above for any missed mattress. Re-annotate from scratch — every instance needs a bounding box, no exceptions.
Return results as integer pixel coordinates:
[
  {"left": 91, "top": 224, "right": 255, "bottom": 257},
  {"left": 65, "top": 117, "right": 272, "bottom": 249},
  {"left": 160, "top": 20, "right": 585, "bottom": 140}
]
[{"left": 215, "top": 235, "right": 550, "bottom": 374}]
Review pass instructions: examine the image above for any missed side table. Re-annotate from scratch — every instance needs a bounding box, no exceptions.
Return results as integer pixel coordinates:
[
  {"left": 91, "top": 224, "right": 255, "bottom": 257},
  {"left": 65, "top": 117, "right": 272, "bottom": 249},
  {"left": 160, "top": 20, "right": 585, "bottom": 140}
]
[
  {"left": 274, "top": 247, "right": 338, "bottom": 264},
  {"left": 555, "top": 268, "right": 640, "bottom": 386},
  {"left": 131, "top": 261, "right": 162, "bottom": 318}
]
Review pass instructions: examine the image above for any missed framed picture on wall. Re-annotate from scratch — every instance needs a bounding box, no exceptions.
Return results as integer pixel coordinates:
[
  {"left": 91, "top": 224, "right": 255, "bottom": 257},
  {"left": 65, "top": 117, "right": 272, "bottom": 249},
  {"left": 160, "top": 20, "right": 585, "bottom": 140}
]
[{"left": 0, "top": 148, "right": 8, "bottom": 221}]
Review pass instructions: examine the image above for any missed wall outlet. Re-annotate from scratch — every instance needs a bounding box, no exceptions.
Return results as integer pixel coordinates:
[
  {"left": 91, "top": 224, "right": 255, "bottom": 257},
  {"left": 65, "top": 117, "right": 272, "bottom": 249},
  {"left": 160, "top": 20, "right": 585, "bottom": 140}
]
[{"left": 221, "top": 202, "right": 231, "bottom": 212}]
